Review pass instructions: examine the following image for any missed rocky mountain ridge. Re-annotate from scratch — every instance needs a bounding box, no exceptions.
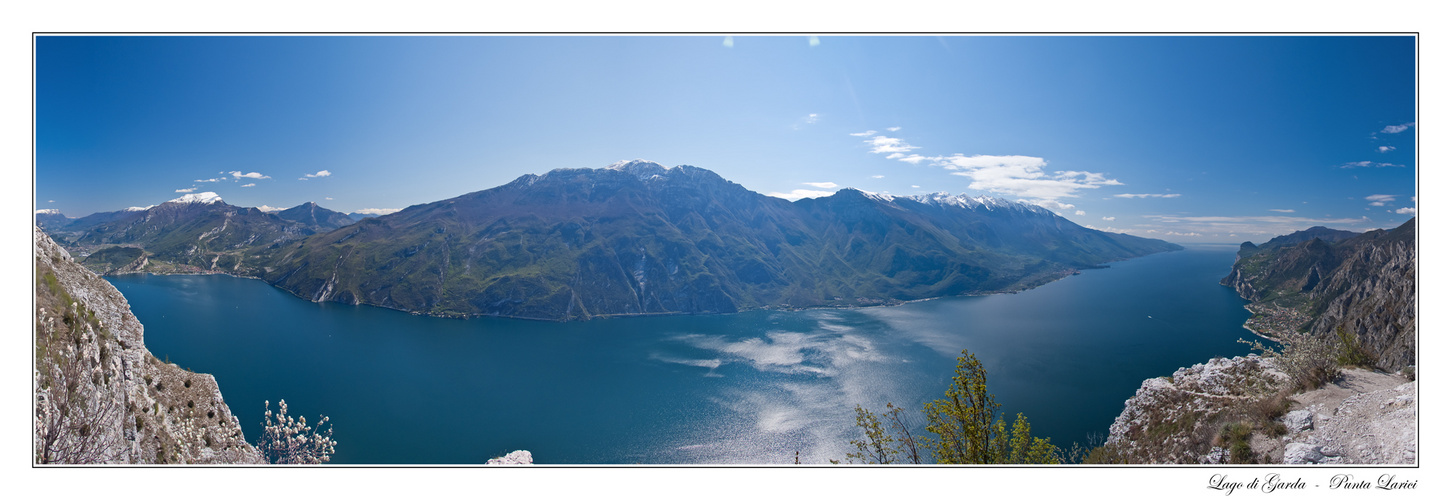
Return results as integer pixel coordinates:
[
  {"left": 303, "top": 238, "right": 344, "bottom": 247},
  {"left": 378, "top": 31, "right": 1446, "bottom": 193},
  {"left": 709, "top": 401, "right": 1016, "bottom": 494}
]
[
  {"left": 34, "top": 226, "right": 262, "bottom": 464},
  {"left": 1221, "top": 219, "right": 1415, "bottom": 371},
  {"left": 257, "top": 160, "right": 1180, "bottom": 320}
]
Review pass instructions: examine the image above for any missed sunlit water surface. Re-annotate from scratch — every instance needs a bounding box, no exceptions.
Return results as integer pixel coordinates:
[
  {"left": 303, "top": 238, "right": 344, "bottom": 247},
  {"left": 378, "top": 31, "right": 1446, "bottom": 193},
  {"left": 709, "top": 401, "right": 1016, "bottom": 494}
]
[{"left": 110, "top": 245, "right": 1252, "bottom": 464}]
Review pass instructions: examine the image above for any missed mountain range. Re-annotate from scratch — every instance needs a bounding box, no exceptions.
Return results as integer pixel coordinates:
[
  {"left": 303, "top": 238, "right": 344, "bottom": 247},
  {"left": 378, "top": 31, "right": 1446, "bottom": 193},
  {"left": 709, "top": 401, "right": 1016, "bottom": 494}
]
[
  {"left": 1222, "top": 219, "right": 1416, "bottom": 370},
  {"left": 42, "top": 160, "right": 1182, "bottom": 321}
]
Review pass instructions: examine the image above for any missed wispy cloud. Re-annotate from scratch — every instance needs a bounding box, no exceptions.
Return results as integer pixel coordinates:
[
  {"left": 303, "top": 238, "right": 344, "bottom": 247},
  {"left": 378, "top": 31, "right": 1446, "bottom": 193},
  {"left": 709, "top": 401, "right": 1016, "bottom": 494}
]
[
  {"left": 353, "top": 208, "right": 401, "bottom": 216},
  {"left": 1395, "top": 207, "right": 1416, "bottom": 215},
  {"left": 1102, "top": 216, "right": 1116, "bottom": 221},
  {"left": 804, "top": 114, "right": 818, "bottom": 124},
  {"left": 808, "top": 36, "right": 820, "bottom": 47},
  {"left": 1113, "top": 193, "right": 1181, "bottom": 199},
  {"left": 1074, "top": 210, "right": 1086, "bottom": 216},
  {"left": 886, "top": 126, "right": 901, "bottom": 132},
  {"left": 175, "top": 187, "right": 196, "bottom": 193},
  {"left": 1268, "top": 209, "right": 1295, "bottom": 213},
  {"left": 866, "top": 136, "right": 919, "bottom": 154},
  {"left": 195, "top": 177, "right": 224, "bottom": 183},
  {"left": 230, "top": 171, "right": 270, "bottom": 180},
  {"left": 848, "top": 130, "right": 877, "bottom": 137},
  {"left": 920, "top": 154, "right": 1122, "bottom": 207},
  {"left": 1380, "top": 122, "right": 1415, "bottom": 134},
  {"left": 241, "top": 183, "right": 256, "bottom": 188},
  {"left": 1034, "top": 199, "right": 1077, "bottom": 212},
  {"left": 870, "top": 175, "right": 884, "bottom": 179},
  {"left": 802, "top": 181, "right": 838, "bottom": 189},
  {"left": 1144, "top": 214, "right": 1369, "bottom": 236},
  {"left": 767, "top": 189, "right": 836, "bottom": 201},
  {"left": 1378, "top": 146, "right": 1396, "bottom": 153},
  {"left": 1339, "top": 161, "right": 1403, "bottom": 169},
  {"left": 299, "top": 170, "right": 332, "bottom": 180},
  {"left": 722, "top": 36, "right": 734, "bottom": 48},
  {"left": 1365, "top": 194, "right": 1396, "bottom": 207}
]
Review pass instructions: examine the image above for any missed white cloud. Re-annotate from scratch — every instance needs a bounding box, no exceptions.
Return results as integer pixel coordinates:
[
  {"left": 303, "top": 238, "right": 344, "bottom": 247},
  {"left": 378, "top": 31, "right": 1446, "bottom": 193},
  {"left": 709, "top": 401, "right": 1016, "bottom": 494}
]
[
  {"left": 870, "top": 175, "right": 884, "bottom": 179},
  {"left": 1380, "top": 122, "right": 1415, "bottom": 134},
  {"left": 1268, "top": 209, "right": 1296, "bottom": 213},
  {"left": 804, "top": 114, "right": 818, "bottom": 124},
  {"left": 1378, "top": 146, "right": 1396, "bottom": 153},
  {"left": 195, "top": 177, "right": 224, "bottom": 183},
  {"left": 230, "top": 171, "right": 270, "bottom": 180},
  {"left": 849, "top": 130, "right": 877, "bottom": 137},
  {"left": 255, "top": 205, "right": 284, "bottom": 213},
  {"left": 928, "top": 155, "right": 1120, "bottom": 205},
  {"left": 1339, "top": 161, "right": 1403, "bottom": 169},
  {"left": 1113, "top": 193, "right": 1181, "bottom": 199},
  {"left": 802, "top": 181, "right": 838, "bottom": 189},
  {"left": 767, "top": 189, "right": 835, "bottom": 201},
  {"left": 1365, "top": 194, "right": 1396, "bottom": 207},
  {"left": 325, "top": 197, "right": 334, "bottom": 200},
  {"left": 1084, "top": 224, "right": 1132, "bottom": 234},
  {"left": 722, "top": 36, "right": 734, "bottom": 48},
  {"left": 808, "top": 36, "right": 820, "bottom": 47},
  {"left": 866, "top": 136, "right": 918, "bottom": 154},
  {"left": 894, "top": 154, "right": 930, "bottom": 164},
  {"left": 175, "top": 187, "right": 196, "bottom": 193},
  {"left": 1074, "top": 210, "right": 1086, "bottom": 216},
  {"left": 886, "top": 126, "right": 901, "bottom": 132},
  {"left": 1102, "top": 216, "right": 1116, "bottom": 221},
  {"left": 1395, "top": 207, "right": 1416, "bottom": 215},
  {"left": 353, "top": 208, "right": 401, "bottom": 216},
  {"left": 1031, "top": 199, "right": 1077, "bottom": 211},
  {"left": 300, "top": 170, "right": 332, "bottom": 180},
  {"left": 241, "top": 183, "right": 256, "bottom": 188},
  {"left": 910, "top": 185, "right": 920, "bottom": 189},
  {"left": 1164, "top": 231, "right": 1203, "bottom": 237}
]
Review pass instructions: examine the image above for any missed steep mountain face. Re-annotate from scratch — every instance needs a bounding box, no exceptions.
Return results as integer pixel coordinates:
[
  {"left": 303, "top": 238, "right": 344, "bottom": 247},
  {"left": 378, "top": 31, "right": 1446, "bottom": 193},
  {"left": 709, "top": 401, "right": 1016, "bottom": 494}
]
[
  {"left": 276, "top": 202, "right": 355, "bottom": 230},
  {"left": 1221, "top": 219, "right": 1416, "bottom": 370},
  {"left": 46, "top": 194, "right": 346, "bottom": 274},
  {"left": 34, "top": 227, "right": 262, "bottom": 463},
  {"left": 261, "top": 160, "right": 1180, "bottom": 320}
]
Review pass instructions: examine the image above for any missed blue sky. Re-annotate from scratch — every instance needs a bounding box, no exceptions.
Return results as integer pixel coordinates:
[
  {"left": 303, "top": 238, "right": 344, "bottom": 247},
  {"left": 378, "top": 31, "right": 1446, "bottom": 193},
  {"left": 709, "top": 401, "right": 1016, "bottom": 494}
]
[{"left": 35, "top": 35, "right": 1416, "bottom": 243}]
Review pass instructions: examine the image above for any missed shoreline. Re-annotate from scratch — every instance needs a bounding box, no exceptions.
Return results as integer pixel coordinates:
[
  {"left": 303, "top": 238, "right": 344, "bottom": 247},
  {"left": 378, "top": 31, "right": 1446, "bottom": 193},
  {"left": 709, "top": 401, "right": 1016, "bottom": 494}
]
[{"left": 104, "top": 249, "right": 1169, "bottom": 323}]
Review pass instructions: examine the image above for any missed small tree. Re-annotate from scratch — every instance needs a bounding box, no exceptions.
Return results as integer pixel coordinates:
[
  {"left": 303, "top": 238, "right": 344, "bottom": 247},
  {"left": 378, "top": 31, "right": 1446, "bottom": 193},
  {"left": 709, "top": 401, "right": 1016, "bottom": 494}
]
[
  {"left": 1239, "top": 332, "right": 1338, "bottom": 390},
  {"left": 921, "top": 350, "right": 1058, "bottom": 464},
  {"left": 840, "top": 403, "right": 922, "bottom": 464},
  {"left": 257, "top": 400, "right": 336, "bottom": 464}
]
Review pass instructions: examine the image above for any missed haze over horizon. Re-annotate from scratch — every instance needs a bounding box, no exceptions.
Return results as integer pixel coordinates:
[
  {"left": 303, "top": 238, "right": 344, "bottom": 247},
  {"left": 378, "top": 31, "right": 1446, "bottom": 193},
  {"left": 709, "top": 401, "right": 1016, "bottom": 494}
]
[{"left": 36, "top": 35, "right": 1416, "bottom": 243}]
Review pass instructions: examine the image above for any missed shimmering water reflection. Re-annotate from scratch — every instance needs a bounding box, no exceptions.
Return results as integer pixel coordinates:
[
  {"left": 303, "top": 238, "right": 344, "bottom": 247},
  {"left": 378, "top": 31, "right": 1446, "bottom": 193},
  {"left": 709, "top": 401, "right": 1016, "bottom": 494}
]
[{"left": 110, "top": 246, "right": 1252, "bottom": 464}]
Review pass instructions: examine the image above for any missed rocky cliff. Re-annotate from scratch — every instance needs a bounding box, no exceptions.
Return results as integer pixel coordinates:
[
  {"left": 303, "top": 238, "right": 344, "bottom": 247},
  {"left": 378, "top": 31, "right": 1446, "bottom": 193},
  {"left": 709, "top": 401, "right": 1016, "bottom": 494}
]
[
  {"left": 1221, "top": 219, "right": 1416, "bottom": 371},
  {"left": 34, "top": 226, "right": 262, "bottom": 464}
]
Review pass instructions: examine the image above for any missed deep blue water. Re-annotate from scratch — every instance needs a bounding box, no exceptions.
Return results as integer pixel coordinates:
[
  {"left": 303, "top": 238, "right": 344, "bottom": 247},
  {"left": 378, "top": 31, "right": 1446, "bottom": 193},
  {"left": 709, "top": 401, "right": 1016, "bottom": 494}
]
[{"left": 108, "top": 245, "right": 1253, "bottom": 464}]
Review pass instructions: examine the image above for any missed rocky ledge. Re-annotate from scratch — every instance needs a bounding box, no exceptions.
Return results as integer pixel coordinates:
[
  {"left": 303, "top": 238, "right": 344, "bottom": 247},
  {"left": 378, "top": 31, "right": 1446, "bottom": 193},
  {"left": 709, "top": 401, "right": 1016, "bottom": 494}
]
[
  {"left": 1279, "top": 368, "right": 1416, "bottom": 464},
  {"left": 1105, "top": 355, "right": 1415, "bottom": 465}
]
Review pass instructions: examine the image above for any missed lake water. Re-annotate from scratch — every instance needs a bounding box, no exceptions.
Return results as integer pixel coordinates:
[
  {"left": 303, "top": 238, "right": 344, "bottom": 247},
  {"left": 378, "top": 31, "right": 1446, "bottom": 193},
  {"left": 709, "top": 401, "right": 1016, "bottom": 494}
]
[{"left": 108, "top": 245, "right": 1254, "bottom": 464}]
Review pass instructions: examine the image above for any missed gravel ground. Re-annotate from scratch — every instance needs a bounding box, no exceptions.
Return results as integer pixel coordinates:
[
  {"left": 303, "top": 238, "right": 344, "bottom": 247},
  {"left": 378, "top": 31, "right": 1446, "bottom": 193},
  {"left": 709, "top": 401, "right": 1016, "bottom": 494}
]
[{"left": 1279, "top": 368, "right": 1416, "bottom": 464}]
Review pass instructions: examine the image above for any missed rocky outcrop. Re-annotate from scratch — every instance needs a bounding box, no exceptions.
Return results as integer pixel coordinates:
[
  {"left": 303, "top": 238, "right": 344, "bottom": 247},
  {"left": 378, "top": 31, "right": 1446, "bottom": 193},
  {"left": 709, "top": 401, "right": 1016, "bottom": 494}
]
[
  {"left": 1105, "top": 356, "right": 1288, "bottom": 464},
  {"left": 34, "top": 226, "right": 262, "bottom": 464},
  {"left": 1104, "top": 356, "right": 1416, "bottom": 465},
  {"left": 1221, "top": 219, "right": 1415, "bottom": 371},
  {"left": 486, "top": 450, "right": 534, "bottom": 464}
]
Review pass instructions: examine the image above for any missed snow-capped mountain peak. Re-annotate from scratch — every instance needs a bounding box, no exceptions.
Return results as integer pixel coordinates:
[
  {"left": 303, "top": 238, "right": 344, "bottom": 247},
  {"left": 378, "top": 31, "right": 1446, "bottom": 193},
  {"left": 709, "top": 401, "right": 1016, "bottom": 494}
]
[{"left": 166, "top": 192, "right": 223, "bottom": 205}]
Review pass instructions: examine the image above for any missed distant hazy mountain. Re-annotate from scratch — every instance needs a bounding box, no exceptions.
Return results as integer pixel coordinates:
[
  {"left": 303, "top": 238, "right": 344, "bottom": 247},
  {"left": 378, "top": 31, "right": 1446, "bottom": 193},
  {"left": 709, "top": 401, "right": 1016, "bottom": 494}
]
[
  {"left": 276, "top": 202, "right": 355, "bottom": 230},
  {"left": 35, "top": 209, "right": 72, "bottom": 229},
  {"left": 261, "top": 160, "right": 1181, "bottom": 320},
  {"left": 45, "top": 194, "right": 350, "bottom": 274},
  {"left": 1222, "top": 219, "right": 1415, "bottom": 370},
  {"left": 1235, "top": 226, "right": 1361, "bottom": 256}
]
